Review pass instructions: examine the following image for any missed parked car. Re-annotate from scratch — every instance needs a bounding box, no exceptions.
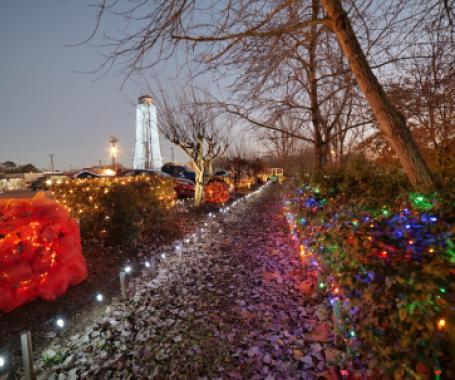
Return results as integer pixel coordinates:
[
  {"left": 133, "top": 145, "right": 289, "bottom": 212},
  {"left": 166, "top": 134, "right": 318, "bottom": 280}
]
[
  {"left": 73, "top": 170, "right": 102, "bottom": 179},
  {"left": 30, "top": 176, "right": 48, "bottom": 191},
  {"left": 213, "top": 169, "right": 234, "bottom": 192},
  {"left": 161, "top": 164, "right": 196, "bottom": 182},
  {"left": 214, "top": 169, "right": 229, "bottom": 177},
  {"left": 174, "top": 178, "right": 195, "bottom": 198}
]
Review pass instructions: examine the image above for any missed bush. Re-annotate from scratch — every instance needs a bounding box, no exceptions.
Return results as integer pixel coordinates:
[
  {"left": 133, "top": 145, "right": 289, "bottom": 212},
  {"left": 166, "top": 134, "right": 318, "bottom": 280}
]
[
  {"left": 0, "top": 193, "right": 87, "bottom": 312},
  {"left": 285, "top": 168, "right": 454, "bottom": 379},
  {"left": 204, "top": 180, "right": 230, "bottom": 204},
  {"left": 50, "top": 176, "right": 175, "bottom": 246},
  {"left": 308, "top": 157, "right": 411, "bottom": 207}
]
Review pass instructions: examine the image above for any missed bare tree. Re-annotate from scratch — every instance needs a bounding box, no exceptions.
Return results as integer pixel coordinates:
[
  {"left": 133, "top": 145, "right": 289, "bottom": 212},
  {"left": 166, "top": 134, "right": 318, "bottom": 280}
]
[
  {"left": 257, "top": 115, "right": 303, "bottom": 162},
  {"left": 387, "top": 28, "right": 455, "bottom": 169},
  {"left": 158, "top": 91, "right": 228, "bottom": 206},
  {"left": 208, "top": 0, "right": 370, "bottom": 172},
  {"left": 89, "top": 0, "right": 455, "bottom": 189}
]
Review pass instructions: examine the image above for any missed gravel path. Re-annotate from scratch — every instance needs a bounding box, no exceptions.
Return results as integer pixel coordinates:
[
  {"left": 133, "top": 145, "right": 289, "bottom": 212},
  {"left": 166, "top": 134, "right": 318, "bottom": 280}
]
[{"left": 34, "top": 185, "right": 336, "bottom": 379}]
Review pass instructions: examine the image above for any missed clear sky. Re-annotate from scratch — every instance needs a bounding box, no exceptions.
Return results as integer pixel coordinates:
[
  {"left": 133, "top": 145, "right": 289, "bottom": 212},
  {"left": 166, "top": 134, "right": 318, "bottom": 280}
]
[{"left": 0, "top": 0, "right": 190, "bottom": 171}]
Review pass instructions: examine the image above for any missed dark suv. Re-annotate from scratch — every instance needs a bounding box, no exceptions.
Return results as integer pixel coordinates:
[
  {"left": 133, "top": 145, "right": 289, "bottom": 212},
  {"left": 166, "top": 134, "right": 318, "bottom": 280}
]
[{"left": 161, "top": 164, "right": 196, "bottom": 182}]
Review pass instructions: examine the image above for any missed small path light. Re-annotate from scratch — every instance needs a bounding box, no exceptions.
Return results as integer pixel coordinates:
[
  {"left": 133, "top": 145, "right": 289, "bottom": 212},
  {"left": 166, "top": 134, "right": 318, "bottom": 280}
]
[
  {"left": 56, "top": 318, "right": 65, "bottom": 329},
  {"left": 124, "top": 265, "right": 132, "bottom": 273},
  {"left": 0, "top": 356, "right": 5, "bottom": 368},
  {"left": 437, "top": 318, "right": 446, "bottom": 330},
  {"left": 96, "top": 293, "right": 104, "bottom": 302}
]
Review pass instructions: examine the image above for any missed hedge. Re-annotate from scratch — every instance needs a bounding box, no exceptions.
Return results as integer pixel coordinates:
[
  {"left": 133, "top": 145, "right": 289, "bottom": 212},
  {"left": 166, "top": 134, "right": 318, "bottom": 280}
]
[
  {"left": 50, "top": 176, "right": 176, "bottom": 246},
  {"left": 284, "top": 169, "right": 454, "bottom": 379}
]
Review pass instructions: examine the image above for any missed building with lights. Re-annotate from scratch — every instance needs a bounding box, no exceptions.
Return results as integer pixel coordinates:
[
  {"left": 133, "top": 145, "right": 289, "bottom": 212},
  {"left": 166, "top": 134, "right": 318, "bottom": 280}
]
[{"left": 133, "top": 95, "right": 163, "bottom": 170}]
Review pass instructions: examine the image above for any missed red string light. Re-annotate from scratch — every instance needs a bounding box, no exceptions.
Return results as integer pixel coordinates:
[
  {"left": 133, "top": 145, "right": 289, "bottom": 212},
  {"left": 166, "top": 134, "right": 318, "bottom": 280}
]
[{"left": 0, "top": 193, "right": 87, "bottom": 312}]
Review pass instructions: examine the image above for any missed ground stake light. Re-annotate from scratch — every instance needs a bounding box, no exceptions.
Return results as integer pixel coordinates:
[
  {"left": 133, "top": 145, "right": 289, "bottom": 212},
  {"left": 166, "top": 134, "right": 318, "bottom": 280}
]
[{"left": 56, "top": 318, "right": 65, "bottom": 329}]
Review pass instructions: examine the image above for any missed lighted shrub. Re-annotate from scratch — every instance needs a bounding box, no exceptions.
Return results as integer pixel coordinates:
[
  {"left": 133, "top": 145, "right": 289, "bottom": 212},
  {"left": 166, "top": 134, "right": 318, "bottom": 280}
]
[
  {"left": 204, "top": 181, "right": 230, "bottom": 204},
  {"left": 51, "top": 176, "right": 176, "bottom": 246},
  {"left": 285, "top": 175, "right": 454, "bottom": 379},
  {"left": 0, "top": 193, "right": 87, "bottom": 312}
]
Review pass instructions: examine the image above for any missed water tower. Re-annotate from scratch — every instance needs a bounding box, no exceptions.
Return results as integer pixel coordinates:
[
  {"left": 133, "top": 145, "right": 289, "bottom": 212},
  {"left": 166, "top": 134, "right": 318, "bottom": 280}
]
[{"left": 133, "top": 95, "right": 163, "bottom": 170}]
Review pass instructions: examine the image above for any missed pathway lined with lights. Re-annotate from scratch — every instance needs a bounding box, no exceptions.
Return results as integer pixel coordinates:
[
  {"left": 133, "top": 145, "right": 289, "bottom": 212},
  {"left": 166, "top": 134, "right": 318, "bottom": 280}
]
[{"left": 33, "top": 185, "right": 336, "bottom": 379}]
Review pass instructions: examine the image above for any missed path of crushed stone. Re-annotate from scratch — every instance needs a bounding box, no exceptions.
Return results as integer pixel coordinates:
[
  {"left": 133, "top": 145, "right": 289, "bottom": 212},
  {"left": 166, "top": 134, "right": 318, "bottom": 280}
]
[{"left": 34, "top": 185, "right": 336, "bottom": 380}]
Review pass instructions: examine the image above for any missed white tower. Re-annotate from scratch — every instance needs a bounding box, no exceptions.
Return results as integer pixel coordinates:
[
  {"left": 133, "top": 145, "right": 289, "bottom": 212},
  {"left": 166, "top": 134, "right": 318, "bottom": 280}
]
[{"left": 133, "top": 95, "right": 163, "bottom": 170}]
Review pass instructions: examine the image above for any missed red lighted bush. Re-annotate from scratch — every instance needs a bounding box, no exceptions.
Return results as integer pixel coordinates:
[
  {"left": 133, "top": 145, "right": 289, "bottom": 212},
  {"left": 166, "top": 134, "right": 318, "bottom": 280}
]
[
  {"left": 204, "top": 181, "right": 230, "bottom": 204},
  {"left": 0, "top": 193, "right": 87, "bottom": 313}
]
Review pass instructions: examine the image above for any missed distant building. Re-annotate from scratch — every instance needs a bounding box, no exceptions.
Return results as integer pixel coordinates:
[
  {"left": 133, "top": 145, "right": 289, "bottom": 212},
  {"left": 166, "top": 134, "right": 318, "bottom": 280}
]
[
  {"left": 133, "top": 95, "right": 163, "bottom": 170},
  {"left": 0, "top": 172, "right": 43, "bottom": 192}
]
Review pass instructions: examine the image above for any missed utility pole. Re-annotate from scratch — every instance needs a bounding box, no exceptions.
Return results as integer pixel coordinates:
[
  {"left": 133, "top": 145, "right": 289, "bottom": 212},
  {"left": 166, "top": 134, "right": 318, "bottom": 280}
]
[{"left": 49, "top": 154, "right": 54, "bottom": 173}]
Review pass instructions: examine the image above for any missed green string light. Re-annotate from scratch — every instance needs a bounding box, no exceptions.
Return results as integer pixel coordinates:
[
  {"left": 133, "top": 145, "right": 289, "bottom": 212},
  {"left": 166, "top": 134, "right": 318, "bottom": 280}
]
[
  {"left": 409, "top": 193, "right": 433, "bottom": 211},
  {"left": 381, "top": 207, "right": 389, "bottom": 217}
]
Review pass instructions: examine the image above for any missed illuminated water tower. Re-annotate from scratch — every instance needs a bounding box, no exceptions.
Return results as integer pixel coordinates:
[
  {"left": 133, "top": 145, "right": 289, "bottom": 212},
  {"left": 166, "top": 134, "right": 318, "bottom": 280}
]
[
  {"left": 109, "top": 136, "right": 118, "bottom": 171},
  {"left": 133, "top": 95, "right": 163, "bottom": 170}
]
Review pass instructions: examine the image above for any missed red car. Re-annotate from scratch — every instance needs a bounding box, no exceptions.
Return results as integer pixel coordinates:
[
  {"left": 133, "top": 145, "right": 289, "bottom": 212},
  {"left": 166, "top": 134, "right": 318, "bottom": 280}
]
[{"left": 174, "top": 178, "right": 195, "bottom": 198}]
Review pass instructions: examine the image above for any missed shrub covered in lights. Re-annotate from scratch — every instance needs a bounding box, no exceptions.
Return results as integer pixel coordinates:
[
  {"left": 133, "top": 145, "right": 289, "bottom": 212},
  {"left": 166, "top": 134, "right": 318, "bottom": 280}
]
[
  {"left": 50, "top": 176, "right": 176, "bottom": 246},
  {"left": 285, "top": 172, "right": 454, "bottom": 379},
  {"left": 0, "top": 193, "right": 87, "bottom": 312},
  {"left": 204, "top": 180, "right": 230, "bottom": 204}
]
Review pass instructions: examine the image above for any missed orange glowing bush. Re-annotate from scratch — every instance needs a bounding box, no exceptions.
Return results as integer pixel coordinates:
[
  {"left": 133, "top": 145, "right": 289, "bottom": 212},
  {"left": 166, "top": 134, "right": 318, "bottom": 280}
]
[
  {"left": 204, "top": 181, "right": 230, "bottom": 204},
  {"left": 0, "top": 193, "right": 87, "bottom": 313}
]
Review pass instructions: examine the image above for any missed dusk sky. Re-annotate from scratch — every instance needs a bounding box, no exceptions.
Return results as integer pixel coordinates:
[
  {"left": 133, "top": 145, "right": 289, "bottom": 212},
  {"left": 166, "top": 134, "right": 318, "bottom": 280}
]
[{"left": 0, "top": 0, "right": 190, "bottom": 171}]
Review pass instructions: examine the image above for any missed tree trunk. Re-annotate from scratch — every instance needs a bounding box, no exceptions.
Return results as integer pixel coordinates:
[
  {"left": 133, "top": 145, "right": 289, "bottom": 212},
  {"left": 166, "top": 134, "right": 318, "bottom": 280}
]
[
  {"left": 321, "top": 0, "right": 437, "bottom": 191},
  {"left": 194, "top": 166, "right": 204, "bottom": 207},
  {"left": 194, "top": 143, "right": 205, "bottom": 207},
  {"left": 315, "top": 137, "right": 329, "bottom": 170},
  {"left": 309, "top": 0, "right": 328, "bottom": 173},
  {"left": 207, "top": 159, "right": 214, "bottom": 180}
]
